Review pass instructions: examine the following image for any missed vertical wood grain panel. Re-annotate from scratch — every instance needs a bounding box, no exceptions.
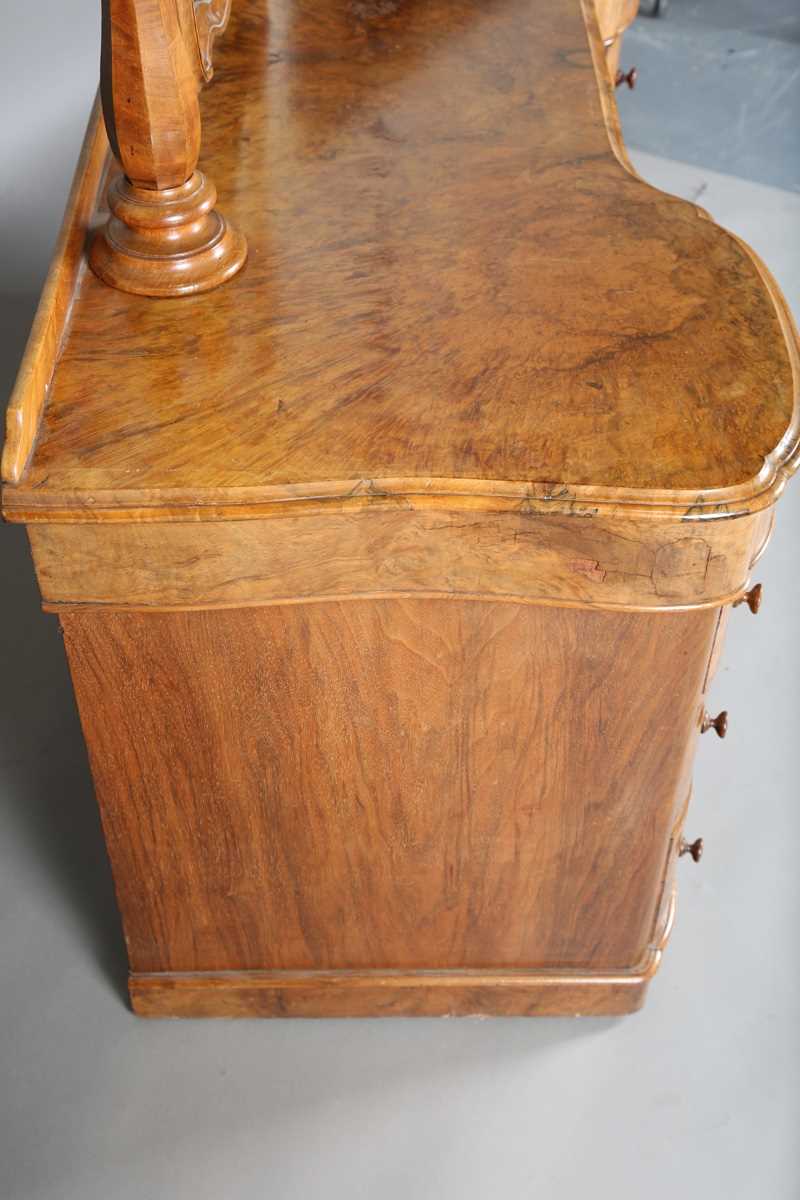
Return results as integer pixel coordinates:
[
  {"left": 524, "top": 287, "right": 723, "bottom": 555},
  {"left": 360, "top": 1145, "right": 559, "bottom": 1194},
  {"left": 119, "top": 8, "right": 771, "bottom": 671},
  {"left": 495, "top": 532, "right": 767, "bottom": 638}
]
[{"left": 61, "top": 599, "right": 718, "bottom": 977}]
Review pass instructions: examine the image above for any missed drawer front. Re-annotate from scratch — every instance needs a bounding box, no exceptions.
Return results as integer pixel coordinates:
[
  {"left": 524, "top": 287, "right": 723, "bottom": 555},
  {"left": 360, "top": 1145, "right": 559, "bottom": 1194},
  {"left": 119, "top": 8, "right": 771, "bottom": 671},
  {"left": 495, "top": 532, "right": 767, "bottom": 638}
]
[
  {"left": 605, "top": 35, "right": 622, "bottom": 80},
  {"left": 595, "top": 0, "right": 640, "bottom": 43},
  {"left": 703, "top": 607, "right": 730, "bottom": 693},
  {"left": 597, "top": 0, "right": 639, "bottom": 85}
]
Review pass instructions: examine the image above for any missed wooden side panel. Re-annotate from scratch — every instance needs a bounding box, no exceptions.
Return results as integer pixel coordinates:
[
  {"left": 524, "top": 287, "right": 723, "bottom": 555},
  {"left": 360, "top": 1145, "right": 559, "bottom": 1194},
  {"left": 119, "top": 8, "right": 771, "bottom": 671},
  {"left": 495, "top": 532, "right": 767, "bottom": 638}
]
[{"left": 61, "top": 600, "right": 718, "bottom": 979}]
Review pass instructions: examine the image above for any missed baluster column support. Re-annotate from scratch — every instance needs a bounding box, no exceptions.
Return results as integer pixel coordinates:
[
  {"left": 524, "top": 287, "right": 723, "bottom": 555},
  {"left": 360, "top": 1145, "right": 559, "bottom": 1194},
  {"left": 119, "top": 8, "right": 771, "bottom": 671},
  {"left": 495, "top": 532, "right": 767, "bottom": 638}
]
[{"left": 90, "top": 0, "right": 246, "bottom": 297}]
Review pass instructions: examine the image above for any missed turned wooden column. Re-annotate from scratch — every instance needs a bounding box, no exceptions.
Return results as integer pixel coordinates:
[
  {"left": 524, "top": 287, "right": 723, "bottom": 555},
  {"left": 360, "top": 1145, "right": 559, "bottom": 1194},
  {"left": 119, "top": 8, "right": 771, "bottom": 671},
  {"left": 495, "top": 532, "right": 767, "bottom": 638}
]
[{"left": 90, "top": 0, "right": 246, "bottom": 296}]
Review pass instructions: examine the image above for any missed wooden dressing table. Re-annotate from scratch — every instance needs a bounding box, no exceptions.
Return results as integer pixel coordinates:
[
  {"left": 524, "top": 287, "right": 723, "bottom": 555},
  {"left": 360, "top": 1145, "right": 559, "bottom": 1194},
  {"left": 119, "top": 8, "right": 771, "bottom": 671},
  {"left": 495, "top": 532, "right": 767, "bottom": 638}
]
[{"left": 3, "top": 0, "right": 798, "bottom": 1017}]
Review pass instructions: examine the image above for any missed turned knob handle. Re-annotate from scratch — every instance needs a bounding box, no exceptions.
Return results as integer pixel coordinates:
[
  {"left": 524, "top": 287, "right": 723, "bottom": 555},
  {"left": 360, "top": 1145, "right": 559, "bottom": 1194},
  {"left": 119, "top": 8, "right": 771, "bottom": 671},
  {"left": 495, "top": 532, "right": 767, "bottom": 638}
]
[
  {"left": 679, "top": 837, "right": 704, "bottom": 863},
  {"left": 701, "top": 710, "right": 728, "bottom": 738},
  {"left": 734, "top": 583, "right": 763, "bottom": 614},
  {"left": 615, "top": 66, "right": 638, "bottom": 89}
]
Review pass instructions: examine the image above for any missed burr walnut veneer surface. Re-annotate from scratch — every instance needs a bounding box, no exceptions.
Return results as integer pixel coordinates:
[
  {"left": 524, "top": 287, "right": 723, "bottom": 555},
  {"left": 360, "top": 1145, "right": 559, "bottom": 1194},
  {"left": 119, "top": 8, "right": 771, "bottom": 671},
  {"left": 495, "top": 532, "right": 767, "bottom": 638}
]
[
  {"left": 2, "top": 0, "right": 798, "bottom": 513},
  {"left": 2, "top": 0, "right": 798, "bottom": 1017}
]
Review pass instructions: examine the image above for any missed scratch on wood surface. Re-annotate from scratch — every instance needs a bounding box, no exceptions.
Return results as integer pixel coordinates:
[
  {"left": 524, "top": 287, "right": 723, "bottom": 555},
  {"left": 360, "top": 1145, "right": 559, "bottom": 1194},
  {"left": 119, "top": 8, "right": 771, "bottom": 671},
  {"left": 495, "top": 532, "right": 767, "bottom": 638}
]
[{"left": 568, "top": 558, "right": 607, "bottom": 582}]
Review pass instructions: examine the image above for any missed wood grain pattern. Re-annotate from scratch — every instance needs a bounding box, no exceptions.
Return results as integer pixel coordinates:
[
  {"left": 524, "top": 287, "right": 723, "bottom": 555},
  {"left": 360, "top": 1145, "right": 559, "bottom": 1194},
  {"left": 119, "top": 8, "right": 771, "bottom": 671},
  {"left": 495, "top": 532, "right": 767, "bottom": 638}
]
[
  {"left": 90, "top": 0, "right": 246, "bottom": 295},
  {"left": 29, "top": 502, "right": 773, "bottom": 613},
  {"left": 100, "top": 0, "right": 201, "bottom": 190},
  {"left": 2, "top": 0, "right": 798, "bottom": 513},
  {"left": 60, "top": 600, "right": 719, "bottom": 990},
  {"left": 129, "top": 966, "right": 657, "bottom": 1018},
  {"left": 3, "top": 0, "right": 794, "bottom": 1022}
]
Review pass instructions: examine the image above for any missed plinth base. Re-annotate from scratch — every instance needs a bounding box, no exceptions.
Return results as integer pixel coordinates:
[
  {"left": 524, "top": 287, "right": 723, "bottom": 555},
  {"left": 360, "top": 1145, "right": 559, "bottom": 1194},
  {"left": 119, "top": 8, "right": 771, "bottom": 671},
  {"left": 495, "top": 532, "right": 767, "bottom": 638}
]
[
  {"left": 89, "top": 171, "right": 246, "bottom": 297},
  {"left": 129, "top": 959, "right": 661, "bottom": 1018}
]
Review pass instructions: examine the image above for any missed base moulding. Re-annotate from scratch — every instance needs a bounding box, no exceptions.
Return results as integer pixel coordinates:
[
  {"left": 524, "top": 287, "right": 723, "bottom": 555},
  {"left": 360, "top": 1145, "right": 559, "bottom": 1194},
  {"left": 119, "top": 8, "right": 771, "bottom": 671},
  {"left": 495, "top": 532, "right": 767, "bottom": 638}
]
[{"left": 129, "top": 958, "right": 664, "bottom": 1018}]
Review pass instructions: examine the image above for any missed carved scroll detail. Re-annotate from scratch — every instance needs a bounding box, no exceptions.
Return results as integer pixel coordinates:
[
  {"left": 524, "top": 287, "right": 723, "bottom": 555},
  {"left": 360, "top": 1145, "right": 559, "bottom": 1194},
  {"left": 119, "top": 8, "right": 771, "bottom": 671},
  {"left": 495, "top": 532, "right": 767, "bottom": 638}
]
[{"left": 192, "top": 0, "right": 233, "bottom": 80}]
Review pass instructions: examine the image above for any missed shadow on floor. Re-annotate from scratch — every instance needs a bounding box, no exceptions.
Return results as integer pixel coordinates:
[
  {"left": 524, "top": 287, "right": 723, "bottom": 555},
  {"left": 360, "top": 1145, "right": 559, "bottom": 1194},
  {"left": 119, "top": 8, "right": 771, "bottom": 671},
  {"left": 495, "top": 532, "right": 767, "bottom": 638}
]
[{"left": 1, "top": 293, "right": 129, "bottom": 1004}]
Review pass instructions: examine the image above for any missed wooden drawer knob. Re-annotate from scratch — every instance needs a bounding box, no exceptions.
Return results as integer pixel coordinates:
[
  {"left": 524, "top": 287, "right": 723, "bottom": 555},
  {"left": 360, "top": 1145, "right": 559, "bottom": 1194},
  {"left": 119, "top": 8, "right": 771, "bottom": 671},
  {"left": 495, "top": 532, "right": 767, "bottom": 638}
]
[
  {"left": 734, "top": 583, "right": 763, "bottom": 614},
  {"left": 702, "top": 710, "right": 728, "bottom": 738},
  {"left": 615, "top": 66, "right": 638, "bottom": 89},
  {"left": 679, "top": 837, "right": 704, "bottom": 863}
]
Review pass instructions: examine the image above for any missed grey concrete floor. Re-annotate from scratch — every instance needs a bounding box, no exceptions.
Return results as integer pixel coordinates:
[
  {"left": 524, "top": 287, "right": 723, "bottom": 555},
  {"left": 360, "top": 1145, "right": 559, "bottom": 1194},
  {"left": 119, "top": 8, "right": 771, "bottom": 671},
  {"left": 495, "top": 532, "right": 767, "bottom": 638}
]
[
  {"left": 1, "top": 4, "right": 799, "bottom": 1199},
  {"left": 619, "top": 0, "right": 800, "bottom": 190}
]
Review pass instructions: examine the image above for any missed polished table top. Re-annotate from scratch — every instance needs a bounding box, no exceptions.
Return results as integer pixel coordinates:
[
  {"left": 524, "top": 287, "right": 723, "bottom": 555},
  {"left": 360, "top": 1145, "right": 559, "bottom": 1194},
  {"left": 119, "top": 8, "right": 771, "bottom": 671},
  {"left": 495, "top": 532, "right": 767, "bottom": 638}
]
[{"left": 5, "top": 0, "right": 798, "bottom": 521}]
